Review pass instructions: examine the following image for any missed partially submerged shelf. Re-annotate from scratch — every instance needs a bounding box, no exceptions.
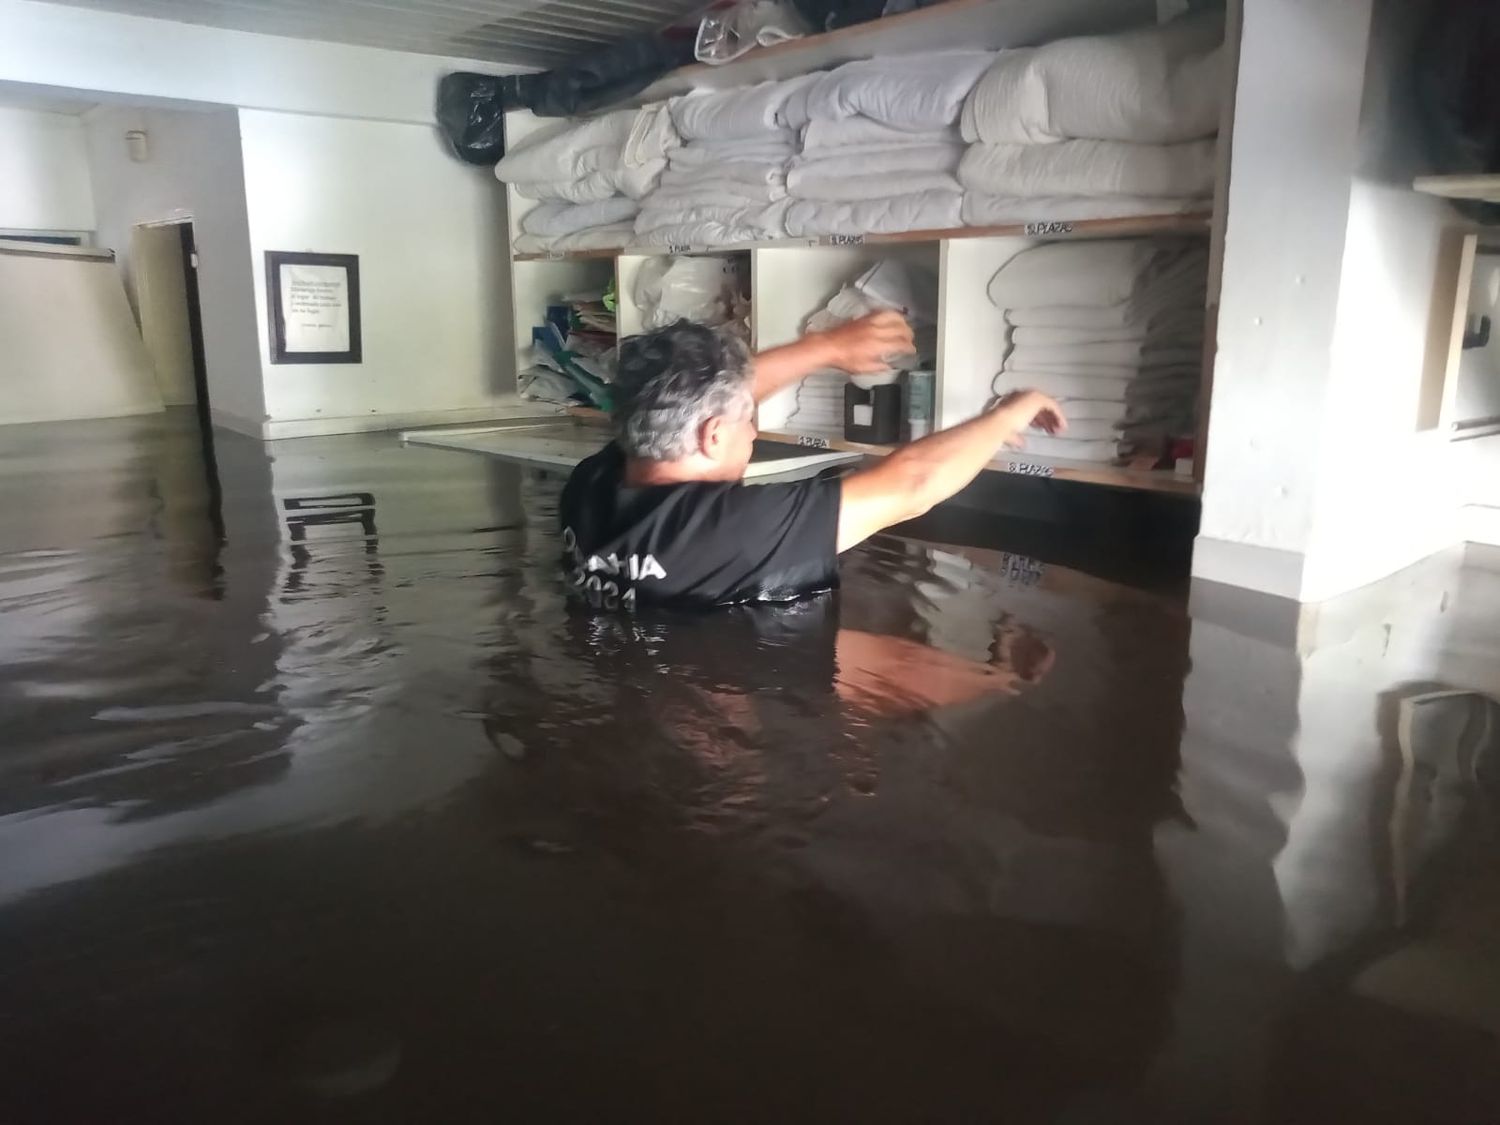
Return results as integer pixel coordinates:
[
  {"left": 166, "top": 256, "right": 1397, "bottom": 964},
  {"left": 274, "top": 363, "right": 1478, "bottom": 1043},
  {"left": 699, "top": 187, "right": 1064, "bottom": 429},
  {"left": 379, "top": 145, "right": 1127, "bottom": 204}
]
[
  {"left": 513, "top": 211, "right": 1213, "bottom": 262},
  {"left": 758, "top": 428, "right": 1200, "bottom": 496},
  {"left": 1414, "top": 175, "right": 1500, "bottom": 204}
]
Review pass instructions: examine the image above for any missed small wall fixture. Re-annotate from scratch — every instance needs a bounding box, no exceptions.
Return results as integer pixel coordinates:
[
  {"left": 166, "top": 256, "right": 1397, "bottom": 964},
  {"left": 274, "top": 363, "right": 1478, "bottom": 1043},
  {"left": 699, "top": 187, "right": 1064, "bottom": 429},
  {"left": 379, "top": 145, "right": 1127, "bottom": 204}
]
[{"left": 125, "top": 129, "right": 149, "bottom": 163}]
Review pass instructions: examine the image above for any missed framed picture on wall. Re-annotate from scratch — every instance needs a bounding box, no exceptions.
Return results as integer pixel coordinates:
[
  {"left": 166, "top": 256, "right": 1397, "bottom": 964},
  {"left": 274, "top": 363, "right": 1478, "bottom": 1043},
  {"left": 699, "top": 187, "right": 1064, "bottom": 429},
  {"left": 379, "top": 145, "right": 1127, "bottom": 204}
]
[{"left": 266, "top": 251, "right": 361, "bottom": 364}]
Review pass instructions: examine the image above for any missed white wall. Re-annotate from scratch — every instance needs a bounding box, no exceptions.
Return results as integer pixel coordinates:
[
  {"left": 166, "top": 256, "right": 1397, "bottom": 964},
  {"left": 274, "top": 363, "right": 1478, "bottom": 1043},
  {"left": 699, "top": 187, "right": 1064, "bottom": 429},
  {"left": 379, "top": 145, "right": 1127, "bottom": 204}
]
[
  {"left": 0, "top": 105, "right": 95, "bottom": 231},
  {"left": 1195, "top": 0, "right": 1374, "bottom": 599},
  {"left": 0, "top": 249, "right": 162, "bottom": 423},
  {"left": 0, "top": 0, "right": 519, "bottom": 126},
  {"left": 1197, "top": 0, "right": 1469, "bottom": 603},
  {"left": 1298, "top": 0, "right": 1461, "bottom": 601},
  {"left": 1456, "top": 437, "right": 1500, "bottom": 546},
  {"left": 84, "top": 104, "right": 265, "bottom": 426},
  {"left": 238, "top": 109, "right": 514, "bottom": 435}
]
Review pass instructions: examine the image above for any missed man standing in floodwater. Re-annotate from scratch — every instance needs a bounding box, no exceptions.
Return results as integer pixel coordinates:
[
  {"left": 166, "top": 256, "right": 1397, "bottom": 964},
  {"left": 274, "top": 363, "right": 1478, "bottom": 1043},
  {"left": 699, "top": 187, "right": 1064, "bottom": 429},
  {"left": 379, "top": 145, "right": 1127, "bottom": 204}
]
[{"left": 560, "top": 314, "right": 1065, "bottom": 607}]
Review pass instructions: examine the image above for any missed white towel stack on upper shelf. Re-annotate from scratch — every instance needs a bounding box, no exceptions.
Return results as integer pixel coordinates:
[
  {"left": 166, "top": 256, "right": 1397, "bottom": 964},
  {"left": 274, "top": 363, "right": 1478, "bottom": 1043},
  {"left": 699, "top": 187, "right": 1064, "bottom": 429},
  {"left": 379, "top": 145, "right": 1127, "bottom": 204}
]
[
  {"left": 634, "top": 78, "right": 814, "bottom": 247},
  {"left": 988, "top": 239, "right": 1207, "bottom": 463},
  {"left": 497, "top": 106, "right": 677, "bottom": 253},
  {"left": 783, "top": 52, "right": 991, "bottom": 238},
  {"left": 958, "top": 14, "right": 1224, "bottom": 227}
]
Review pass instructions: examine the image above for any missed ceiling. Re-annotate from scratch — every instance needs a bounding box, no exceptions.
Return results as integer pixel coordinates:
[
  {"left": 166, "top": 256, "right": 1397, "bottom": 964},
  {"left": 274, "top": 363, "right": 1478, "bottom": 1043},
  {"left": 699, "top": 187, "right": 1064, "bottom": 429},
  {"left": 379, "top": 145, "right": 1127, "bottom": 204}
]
[
  {"left": 0, "top": 82, "right": 97, "bottom": 115},
  {"left": 38, "top": 0, "right": 705, "bottom": 67}
]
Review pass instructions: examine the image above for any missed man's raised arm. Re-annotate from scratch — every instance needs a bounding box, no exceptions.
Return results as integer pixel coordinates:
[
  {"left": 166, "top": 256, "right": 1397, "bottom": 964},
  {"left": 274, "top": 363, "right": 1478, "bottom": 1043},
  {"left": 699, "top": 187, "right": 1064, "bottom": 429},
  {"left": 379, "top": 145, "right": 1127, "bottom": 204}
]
[{"left": 748, "top": 311, "right": 915, "bottom": 403}]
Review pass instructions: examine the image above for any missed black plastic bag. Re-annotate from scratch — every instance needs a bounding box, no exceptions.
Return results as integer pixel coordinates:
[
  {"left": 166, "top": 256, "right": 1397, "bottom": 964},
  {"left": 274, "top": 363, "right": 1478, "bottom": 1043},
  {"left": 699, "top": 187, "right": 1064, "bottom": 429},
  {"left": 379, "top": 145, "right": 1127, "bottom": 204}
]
[
  {"left": 437, "top": 35, "right": 694, "bottom": 162},
  {"left": 437, "top": 72, "right": 516, "bottom": 165}
]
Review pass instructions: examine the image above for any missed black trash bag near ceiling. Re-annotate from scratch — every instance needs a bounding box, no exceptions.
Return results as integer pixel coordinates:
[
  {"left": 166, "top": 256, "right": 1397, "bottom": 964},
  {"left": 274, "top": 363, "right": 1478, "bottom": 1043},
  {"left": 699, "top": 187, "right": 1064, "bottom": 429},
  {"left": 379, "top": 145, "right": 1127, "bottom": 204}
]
[
  {"left": 524, "top": 34, "right": 695, "bottom": 118},
  {"left": 1413, "top": 0, "right": 1500, "bottom": 223},
  {"left": 437, "top": 72, "right": 513, "bottom": 165},
  {"left": 437, "top": 33, "right": 694, "bottom": 160}
]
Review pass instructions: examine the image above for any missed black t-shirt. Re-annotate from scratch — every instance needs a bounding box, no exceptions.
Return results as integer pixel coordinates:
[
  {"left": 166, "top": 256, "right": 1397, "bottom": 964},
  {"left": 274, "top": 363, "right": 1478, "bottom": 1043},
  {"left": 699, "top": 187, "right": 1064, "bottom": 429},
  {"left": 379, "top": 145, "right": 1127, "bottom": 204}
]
[{"left": 559, "top": 443, "right": 842, "bottom": 608}]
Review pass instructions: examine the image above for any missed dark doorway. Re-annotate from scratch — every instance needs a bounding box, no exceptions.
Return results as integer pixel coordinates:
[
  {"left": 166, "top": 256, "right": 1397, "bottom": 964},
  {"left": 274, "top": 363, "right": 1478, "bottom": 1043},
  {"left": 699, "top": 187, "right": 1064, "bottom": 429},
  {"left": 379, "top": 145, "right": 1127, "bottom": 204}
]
[{"left": 176, "top": 223, "right": 224, "bottom": 540}]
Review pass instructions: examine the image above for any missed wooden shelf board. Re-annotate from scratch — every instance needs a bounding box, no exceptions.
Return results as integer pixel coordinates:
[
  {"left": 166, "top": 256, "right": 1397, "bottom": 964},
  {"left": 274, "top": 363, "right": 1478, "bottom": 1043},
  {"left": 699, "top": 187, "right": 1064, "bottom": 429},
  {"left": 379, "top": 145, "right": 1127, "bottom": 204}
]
[
  {"left": 758, "top": 428, "right": 1200, "bottom": 496},
  {"left": 513, "top": 211, "right": 1212, "bottom": 262},
  {"left": 1414, "top": 175, "right": 1500, "bottom": 205},
  {"left": 558, "top": 411, "right": 1194, "bottom": 495}
]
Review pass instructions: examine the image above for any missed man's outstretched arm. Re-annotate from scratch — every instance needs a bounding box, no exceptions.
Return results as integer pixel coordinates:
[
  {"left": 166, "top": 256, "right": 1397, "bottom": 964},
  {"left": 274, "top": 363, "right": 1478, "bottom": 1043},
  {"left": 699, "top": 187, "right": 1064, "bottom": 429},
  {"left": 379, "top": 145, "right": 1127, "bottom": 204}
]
[
  {"left": 837, "top": 391, "right": 1067, "bottom": 553},
  {"left": 749, "top": 311, "right": 915, "bottom": 404}
]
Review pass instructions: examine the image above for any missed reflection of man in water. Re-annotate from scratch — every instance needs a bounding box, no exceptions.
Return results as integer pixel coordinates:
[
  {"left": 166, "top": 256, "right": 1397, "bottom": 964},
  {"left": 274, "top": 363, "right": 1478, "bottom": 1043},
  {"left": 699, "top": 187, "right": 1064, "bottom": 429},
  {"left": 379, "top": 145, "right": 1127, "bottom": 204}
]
[
  {"left": 560, "top": 317, "right": 1066, "bottom": 607},
  {"left": 482, "top": 593, "right": 1177, "bottom": 1111}
]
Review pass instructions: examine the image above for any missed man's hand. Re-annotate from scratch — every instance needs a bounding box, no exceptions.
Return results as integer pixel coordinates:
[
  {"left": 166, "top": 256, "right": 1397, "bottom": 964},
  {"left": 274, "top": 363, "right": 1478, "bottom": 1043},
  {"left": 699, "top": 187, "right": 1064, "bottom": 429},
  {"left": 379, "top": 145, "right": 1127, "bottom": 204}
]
[
  {"left": 813, "top": 311, "right": 916, "bottom": 374},
  {"left": 990, "top": 390, "right": 1066, "bottom": 446}
]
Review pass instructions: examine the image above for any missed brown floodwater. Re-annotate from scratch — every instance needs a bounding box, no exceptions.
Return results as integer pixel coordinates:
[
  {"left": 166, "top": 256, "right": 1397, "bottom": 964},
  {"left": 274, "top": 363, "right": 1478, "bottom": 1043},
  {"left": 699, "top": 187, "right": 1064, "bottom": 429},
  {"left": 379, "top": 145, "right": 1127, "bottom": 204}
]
[{"left": 1, "top": 411, "right": 1497, "bottom": 1124}]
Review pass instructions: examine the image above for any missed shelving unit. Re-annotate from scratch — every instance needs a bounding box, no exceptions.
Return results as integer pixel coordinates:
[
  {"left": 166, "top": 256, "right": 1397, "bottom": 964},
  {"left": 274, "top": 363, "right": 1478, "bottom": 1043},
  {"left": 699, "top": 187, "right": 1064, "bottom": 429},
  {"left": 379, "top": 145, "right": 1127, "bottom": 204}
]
[{"left": 482, "top": 0, "right": 1241, "bottom": 498}]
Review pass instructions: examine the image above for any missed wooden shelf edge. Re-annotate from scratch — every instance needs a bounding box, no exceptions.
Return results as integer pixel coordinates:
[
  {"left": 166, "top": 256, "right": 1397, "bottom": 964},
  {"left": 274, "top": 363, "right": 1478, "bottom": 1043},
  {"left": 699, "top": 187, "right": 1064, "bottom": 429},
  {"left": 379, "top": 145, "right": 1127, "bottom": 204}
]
[
  {"left": 551, "top": 412, "right": 1196, "bottom": 495},
  {"left": 513, "top": 211, "right": 1212, "bottom": 262},
  {"left": 1414, "top": 174, "right": 1500, "bottom": 205},
  {"left": 758, "top": 428, "right": 1200, "bottom": 496}
]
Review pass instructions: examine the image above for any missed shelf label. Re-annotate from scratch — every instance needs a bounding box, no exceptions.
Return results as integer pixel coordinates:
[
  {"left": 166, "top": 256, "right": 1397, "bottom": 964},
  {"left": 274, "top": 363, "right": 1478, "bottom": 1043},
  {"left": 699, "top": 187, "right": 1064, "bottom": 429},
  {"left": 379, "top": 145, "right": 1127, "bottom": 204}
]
[
  {"left": 544, "top": 251, "right": 567, "bottom": 261},
  {"left": 998, "top": 551, "right": 1046, "bottom": 587},
  {"left": 1002, "top": 460, "right": 1054, "bottom": 478},
  {"left": 1023, "top": 221, "right": 1075, "bottom": 237},
  {"left": 665, "top": 243, "right": 694, "bottom": 255},
  {"left": 796, "top": 434, "right": 832, "bottom": 449},
  {"left": 826, "top": 233, "right": 866, "bottom": 246}
]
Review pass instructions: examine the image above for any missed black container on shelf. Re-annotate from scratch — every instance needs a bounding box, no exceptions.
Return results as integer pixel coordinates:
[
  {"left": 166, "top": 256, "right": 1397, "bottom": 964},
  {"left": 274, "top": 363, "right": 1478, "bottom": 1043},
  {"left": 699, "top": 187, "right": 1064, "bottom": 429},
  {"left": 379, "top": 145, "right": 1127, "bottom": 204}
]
[{"left": 844, "top": 379, "right": 905, "bottom": 445}]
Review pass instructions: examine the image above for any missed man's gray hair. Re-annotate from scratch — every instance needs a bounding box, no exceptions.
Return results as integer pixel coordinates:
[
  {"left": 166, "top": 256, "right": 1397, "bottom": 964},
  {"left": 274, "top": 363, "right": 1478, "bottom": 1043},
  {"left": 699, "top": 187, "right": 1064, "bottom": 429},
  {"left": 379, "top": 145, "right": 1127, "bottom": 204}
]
[{"left": 611, "top": 321, "right": 754, "bottom": 461}]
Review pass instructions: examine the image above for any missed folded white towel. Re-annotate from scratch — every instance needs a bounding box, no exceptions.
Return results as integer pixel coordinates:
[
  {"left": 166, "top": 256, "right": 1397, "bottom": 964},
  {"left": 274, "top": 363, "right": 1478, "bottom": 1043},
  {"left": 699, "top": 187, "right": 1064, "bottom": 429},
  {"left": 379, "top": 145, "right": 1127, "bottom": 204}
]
[
  {"left": 787, "top": 143, "right": 964, "bottom": 200},
  {"left": 1029, "top": 415, "right": 1190, "bottom": 441},
  {"left": 1006, "top": 341, "right": 1202, "bottom": 369},
  {"left": 1003, "top": 360, "right": 1201, "bottom": 382},
  {"left": 646, "top": 179, "right": 788, "bottom": 207},
  {"left": 987, "top": 240, "right": 1206, "bottom": 310},
  {"left": 784, "top": 190, "right": 962, "bottom": 236},
  {"left": 961, "top": 192, "right": 1207, "bottom": 227},
  {"left": 510, "top": 158, "right": 664, "bottom": 203},
  {"left": 1040, "top": 397, "right": 1194, "bottom": 423},
  {"left": 958, "top": 138, "right": 1216, "bottom": 199},
  {"left": 671, "top": 75, "right": 816, "bottom": 141},
  {"left": 623, "top": 101, "right": 681, "bottom": 166},
  {"left": 999, "top": 258, "right": 1208, "bottom": 334},
  {"left": 789, "top": 169, "right": 962, "bottom": 202},
  {"left": 667, "top": 133, "right": 798, "bottom": 166},
  {"left": 514, "top": 222, "right": 637, "bottom": 255},
  {"left": 791, "top": 143, "right": 963, "bottom": 179},
  {"left": 961, "top": 14, "right": 1224, "bottom": 145},
  {"left": 1008, "top": 319, "right": 1202, "bottom": 347},
  {"left": 788, "top": 146, "right": 964, "bottom": 201},
  {"left": 803, "top": 51, "right": 994, "bottom": 131},
  {"left": 801, "top": 118, "right": 961, "bottom": 152},
  {"left": 637, "top": 198, "right": 790, "bottom": 235},
  {"left": 994, "top": 369, "right": 1195, "bottom": 402},
  {"left": 496, "top": 109, "right": 638, "bottom": 184},
  {"left": 632, "top": 221, "right": 771, "bottom": 248},
  {"left": 520, "top": 197, "right": 639, "bottom": 238},
  {"left": 659, "top": 163, "right": 787, "bottom": 189},
  {"left": 1009, "top": 434, "right": 1127, "bottom": 462}
]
